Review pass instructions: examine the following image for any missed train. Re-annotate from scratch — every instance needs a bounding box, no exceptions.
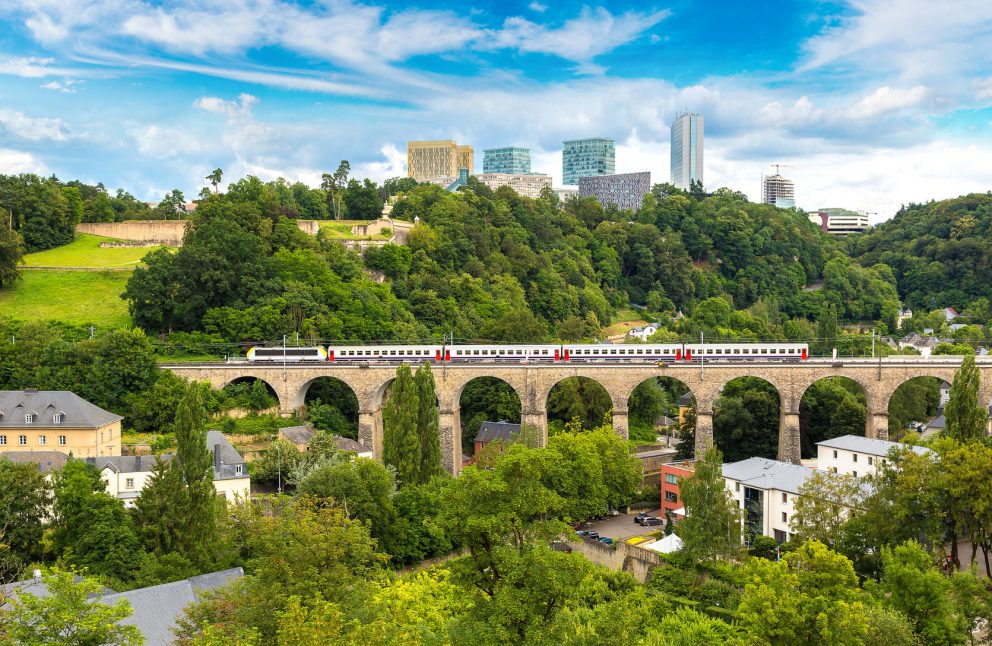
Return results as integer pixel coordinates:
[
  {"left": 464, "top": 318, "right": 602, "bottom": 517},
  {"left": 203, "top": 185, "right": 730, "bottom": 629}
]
[{"left": 245, "top": 342, "right": 809, "bottom": 363}]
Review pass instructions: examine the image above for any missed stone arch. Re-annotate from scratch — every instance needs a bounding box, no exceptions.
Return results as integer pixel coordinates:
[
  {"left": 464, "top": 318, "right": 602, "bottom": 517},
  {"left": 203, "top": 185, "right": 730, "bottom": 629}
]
[
  {"left": 711, "top": 375, "right": 784, "bottom": 463},
  {"left": 221, "top": 375, "right": 283, "bottom": 412},
  {"left": 626, "top": 375, "right": 695, "bottom": 446},
  {"left": 798, "top": 376, "right": 870, "bottom": 458},
  {"left": 544, "top": 375, "right": 615, "bottom": 433},
  {"left": 886, "top": 375, "right": 950, "bottom": 441},
  {"left": 292, "top": 375, "right": 360, "bottom": 438},
  {"left": 621, "top": 555, "right": 634, "bottom": 574},
  {"left": 456, "top": 376, "right": 524, "bottom": 459}
]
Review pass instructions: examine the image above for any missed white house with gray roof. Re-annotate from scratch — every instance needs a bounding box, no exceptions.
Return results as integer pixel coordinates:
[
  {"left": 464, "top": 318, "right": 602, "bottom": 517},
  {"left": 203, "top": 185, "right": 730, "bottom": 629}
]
[
  {"left": 85, "top": 431, "right": 250, "bottom": 507},
  {"left": 723, "top": 457, "right": 820, "bottom": 544},
  {"left": 816, "top": 434, "right": 932, "bottom": 477}
]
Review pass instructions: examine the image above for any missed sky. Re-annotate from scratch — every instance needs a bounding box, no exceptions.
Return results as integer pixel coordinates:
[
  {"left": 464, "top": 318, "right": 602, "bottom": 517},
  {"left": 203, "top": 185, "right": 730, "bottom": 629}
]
[{"left": 0, "top": 1, "right": 991, "bottom": 221}]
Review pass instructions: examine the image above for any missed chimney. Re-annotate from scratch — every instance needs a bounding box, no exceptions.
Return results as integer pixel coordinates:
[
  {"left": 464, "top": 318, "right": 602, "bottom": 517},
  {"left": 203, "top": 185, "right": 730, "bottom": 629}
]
[{"left": 33, "top": 569, "right": 42, "bottom": 582}]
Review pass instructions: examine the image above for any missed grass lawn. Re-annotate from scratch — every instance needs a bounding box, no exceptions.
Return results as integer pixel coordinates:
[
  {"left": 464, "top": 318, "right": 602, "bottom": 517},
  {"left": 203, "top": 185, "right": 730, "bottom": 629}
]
[
  {"left": 0, "top": 270, "right": 132, "bottom": 327},
  {"left": 315, "top": 220, "right": 390, "bottom": 240},
  {"left": 22, "top": 234, "right": 169, "bottom": 268}
]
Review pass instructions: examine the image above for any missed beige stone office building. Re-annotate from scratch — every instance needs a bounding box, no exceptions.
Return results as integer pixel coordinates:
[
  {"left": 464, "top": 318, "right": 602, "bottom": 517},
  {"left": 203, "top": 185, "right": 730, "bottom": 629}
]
[
  {"left": 476, "top": 173, "right": 552, "bottom": 198},
  {"left": 407, "top": 140, "right": 473, "bottom": 181},
  {"left": 0, "top": 390, "right": 121, "bottom": 457}
]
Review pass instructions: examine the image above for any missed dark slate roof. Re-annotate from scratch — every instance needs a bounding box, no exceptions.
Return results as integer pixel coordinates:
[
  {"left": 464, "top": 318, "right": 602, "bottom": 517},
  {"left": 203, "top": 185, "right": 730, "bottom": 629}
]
[
  {"left": 476, "top": 421, "right": 521, "bottom": 444},
  {"left": 279, "top": 424, "right": 314, "bottom": 445},
  {"left": 0, "top": 390, "right": 121, "bottom": 428},
  {"left": 678, "top": 393, "right": 693, "bottom": 406},
  {"left": 1, "top": 450, "right": 69, "bottom": 474},
  {"left": 207, "top": 431, "right": 247, "bottom": 481},
  {"left": 86, "top": 455, "right": 166, "bottom": 474},
  {"left": 333, "top": 435, "right": 365, "bottom": 453},
  {"left": 925, "top": 415, "right": 946, "bottom": 430}
]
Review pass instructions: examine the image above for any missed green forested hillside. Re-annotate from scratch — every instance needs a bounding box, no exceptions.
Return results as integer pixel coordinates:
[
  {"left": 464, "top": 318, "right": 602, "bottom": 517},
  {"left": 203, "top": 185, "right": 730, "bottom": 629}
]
[{"left": 849, "top": 193, "right": 992, "bottom": 315}]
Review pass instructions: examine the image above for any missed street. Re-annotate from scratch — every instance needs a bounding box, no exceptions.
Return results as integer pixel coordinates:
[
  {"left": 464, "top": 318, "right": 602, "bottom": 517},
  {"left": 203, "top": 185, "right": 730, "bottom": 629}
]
[{"left": 579, "top": 509, "right": 665, "bottom": 541}]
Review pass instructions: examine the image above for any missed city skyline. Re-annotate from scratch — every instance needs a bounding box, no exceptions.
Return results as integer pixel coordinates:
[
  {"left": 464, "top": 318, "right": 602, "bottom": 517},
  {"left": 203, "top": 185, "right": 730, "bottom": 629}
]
[{"left": 0, "top": 2, "right": 990, "bottom": 219}]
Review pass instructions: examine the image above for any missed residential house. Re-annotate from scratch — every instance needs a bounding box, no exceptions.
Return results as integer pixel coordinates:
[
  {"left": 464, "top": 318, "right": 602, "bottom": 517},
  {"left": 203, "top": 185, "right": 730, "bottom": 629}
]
[
  {"left": 896, "top": 308, "right": 913, "bottom": 328},
  {"left": 944, "top": 307, "right": 959, "bottom": 322},
  {"left": 0, "top": 450, "right": 69, "bottom": 476},
  {"left": 627, "top": 322, "right": 661, "bottom": 342},
  {"left": 677, "top": 392, "right": 694, "bottom": 426},
  {"left": 723, "top": 457, "right": 822, "bottom": 544},
  {"left": 897, "top": 332, "right": 949, "bottom": 357},
  {"left": 815, "top": 434, "right": 932, "bottom": 477},
  {"left": 0, "top": 390, "right": 122, "bottom": 457},
  {"left": 85, "top": 431, "right": 250, "bottom": 506},
  {"left": 3, "top": 568, "right": 243, "bottom": 644},
  {"left": 279, "top": 425, "right": 372, "bottom": 457},
  {"left": 474, "top": 420, "right": 520, "bottom": 456},
  {"left": 659, "top": 460, "right": 695, "bottom": 519}
]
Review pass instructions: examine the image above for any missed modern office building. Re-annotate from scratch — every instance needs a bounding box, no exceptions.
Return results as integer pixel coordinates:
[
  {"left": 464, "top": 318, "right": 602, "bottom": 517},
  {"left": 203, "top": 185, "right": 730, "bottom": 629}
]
[
  {"left": 670, "top": 112, "right": 704, "bottom": 190},
  {"left": 476, "top": 172, "right": 552, "bottom": 198},
  {"left": 808, "top": 208, "right": 870, "bottom": 236},
  {"left": 482, "top": 147, "right": 531, "bottom": 174},
  {"left": 762, "top": 173, "right": 796, "bottom": 208},
  {"left": 562, "top": 138, "right": 615, "bottom": 186},
  {"left": 578, "top": 171, "right": 651, "bottom": 210},
  {"left": 815, "top": 435, "right": 931, "bottom": 478},
  {"left": 407, "top": 140, "right": 473, "bottom": 182}
]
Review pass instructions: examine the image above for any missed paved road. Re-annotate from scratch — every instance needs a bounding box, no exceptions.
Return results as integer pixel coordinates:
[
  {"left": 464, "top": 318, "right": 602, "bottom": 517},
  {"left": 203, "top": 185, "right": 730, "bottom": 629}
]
[{"left": 580, "top": 509, "right": 664, "bottom": 541}]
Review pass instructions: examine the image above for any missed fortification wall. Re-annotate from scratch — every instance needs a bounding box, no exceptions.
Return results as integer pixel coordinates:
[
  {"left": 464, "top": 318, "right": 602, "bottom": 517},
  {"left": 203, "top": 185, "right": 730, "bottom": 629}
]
[{"left": 77, "top": 221, "right": 188, "bottom": 245}]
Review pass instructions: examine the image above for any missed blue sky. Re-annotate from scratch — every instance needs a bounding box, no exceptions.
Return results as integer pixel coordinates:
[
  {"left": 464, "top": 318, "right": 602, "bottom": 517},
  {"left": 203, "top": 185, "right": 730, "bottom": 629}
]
[{"left": 0, "top": 1, "right": 991, "bottom": 219}]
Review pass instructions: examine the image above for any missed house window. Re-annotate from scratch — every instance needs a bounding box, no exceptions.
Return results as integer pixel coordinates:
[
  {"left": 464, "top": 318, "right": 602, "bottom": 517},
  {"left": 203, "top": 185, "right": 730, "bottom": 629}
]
[
  {"left": 735, "top": 482, "right": 740, "bottom": 492},
  {"left": 125, "top": 478, "right": 134, "bottom": 489},
  {"left": 852, "top": 471, "right": 858, "bottom": 478},
  {"left": 24, "top": 414, "right": 34, "bottom": 423},
  {"left": 18, "top": 435, "right": 26, "bottom": 445},
  {"left": 0, "top": 436, "right": 5, "bottom": 445},
  {"left": 782, "top": 512, "right": 788, "bottom": 523},
  {"left": 868, "top": 456, "right": 873, "bottom": 466},
  {"left": 665, "top": 491, "right": 678, "bottom": 503},
  {"left": 235, "top": 465, "right": 243, "bottom": 476},
  {"left": 782, "top": 493, "right": 788, "bottom": 503},
  {"left": 53, "top": 413, "right": 63, "bottom": 424},
  {"left": 58, "top": 435, "right": 66, "bottom": 446},
  {"left": 774, "top": 529, "right": 788, "bottom": 543},
  {"left": 664, "top": 473, "right": 678, "bottom": 485},
  {"left": 833, "top": 450, "right": 838, "bottom": 459},
  {"left": 852, "top": 453, "right": 858, "bottom": 462},
  {"left": 38, "top": 435, "right": 45, "bottom": 445}
]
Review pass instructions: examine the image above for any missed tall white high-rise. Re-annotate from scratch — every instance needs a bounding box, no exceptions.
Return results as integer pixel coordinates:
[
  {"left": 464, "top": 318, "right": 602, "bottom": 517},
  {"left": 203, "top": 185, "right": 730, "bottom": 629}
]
[{"left": 670, "top": 112, "right": 704, "bottom": 190}]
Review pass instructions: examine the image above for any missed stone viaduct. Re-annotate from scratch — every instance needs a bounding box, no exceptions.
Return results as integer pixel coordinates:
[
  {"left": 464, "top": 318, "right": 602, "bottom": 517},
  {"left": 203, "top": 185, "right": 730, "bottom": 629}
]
[{"left": 164, "top": 358, "right": 987, "bottom": 475}]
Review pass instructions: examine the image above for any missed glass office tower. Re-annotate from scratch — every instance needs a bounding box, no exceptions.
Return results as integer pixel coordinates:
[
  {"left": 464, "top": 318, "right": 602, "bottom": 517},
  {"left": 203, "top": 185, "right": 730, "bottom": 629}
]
[
  {"left": 562, "top": 138, "right": 615, "bottom": 186},
  {"left": 670, "top": 112, "right": 704, "bottom": 190}
]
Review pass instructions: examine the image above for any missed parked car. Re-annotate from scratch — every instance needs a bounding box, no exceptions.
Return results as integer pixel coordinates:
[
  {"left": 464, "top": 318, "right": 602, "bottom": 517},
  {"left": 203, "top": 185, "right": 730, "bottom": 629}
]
[
  {"left": 576, "top": 530, "right": 590, "bottom": 537},
  {"left": 585, "top": 531, "right": 600, "bottom": 540},
  {"left": 598, "top": 537, "right": 614, "bottom": 545},
  {"left": 635, "top": 515, "right": 662, "bottom": 526},
  {"left": 633, "top": 512, "right": 649, "bottom": 523},
  {"left": 550, "top": 541, "right": 573, "bottom": 553}
]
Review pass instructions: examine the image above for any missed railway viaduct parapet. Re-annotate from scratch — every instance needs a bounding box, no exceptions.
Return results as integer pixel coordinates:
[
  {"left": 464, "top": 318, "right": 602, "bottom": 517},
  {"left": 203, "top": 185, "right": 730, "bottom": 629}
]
[{"left": 165, "top": 359, "right": 987, "bottom": 475}]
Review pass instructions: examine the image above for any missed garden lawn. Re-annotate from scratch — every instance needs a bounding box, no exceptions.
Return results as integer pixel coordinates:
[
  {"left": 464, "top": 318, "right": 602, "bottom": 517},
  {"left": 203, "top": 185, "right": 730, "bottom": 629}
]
[
  {"left": 22, "top": 233, "right": 169, "bottom": 268},
  {"left": 0, "top": 270, "right": 132, "bottom": 327}
]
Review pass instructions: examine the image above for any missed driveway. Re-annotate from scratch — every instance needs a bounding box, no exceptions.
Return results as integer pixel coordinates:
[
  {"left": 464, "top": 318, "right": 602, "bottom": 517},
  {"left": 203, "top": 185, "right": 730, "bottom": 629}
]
[{"left": 579, "top": 509, "right": 664, "bottom": 541}]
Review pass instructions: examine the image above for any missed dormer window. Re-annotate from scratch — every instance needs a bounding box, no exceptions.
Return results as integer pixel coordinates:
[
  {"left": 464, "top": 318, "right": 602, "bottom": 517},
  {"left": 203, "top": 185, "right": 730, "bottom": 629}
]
[
  {"left": 53, "top": 413, "right": 63, "bottom": 424},
  {"left": 24, "top": 413, "right": 34, "bottom": 423},
  {"left": 235, "top": 465, "right": 243, "bottom": 476}
]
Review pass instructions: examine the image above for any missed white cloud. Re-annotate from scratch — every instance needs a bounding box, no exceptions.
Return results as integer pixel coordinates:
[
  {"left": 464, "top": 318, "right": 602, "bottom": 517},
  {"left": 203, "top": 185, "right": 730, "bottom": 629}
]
[
  {"left": 528, "top": 2, "right": 546, "bottom": 13},
  {"left": 973, "top": 77, "right": 992, "bottom": 100},
  {"left": 194, "top": 93, "right": 258, "bottom": 119},
  {"left": 0, "top": 109, "right": 69, "bottom": 141},
  {"left": 846, "top": 85, "right": 929, "bottom": 119},
  {"left": 493, "top": 7, "right": 670, "bottom": 64},
  {"left": 132, "top": 125, "right": 204, "bottom": 159},
  {"left": 41, "top": 78, "right": 82, "bottom": 92},
  {"left": 353, "top": 144, "right": 406, "bottom": 182},
  {"left": 0, "top": 148, "right": 48, "bottom": 174}
]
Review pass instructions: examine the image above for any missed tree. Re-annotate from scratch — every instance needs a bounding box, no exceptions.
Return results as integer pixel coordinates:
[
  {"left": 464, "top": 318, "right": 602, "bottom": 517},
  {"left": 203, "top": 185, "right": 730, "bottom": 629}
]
[
  {"left": 51, "top": 460, "right": 143, "bottom": 582},
  {"left": 943, "top": 354, "right": 988, "bottom": 443},
  {"left": 737, "top": 541, "right": 871, "bottom": 645},
  {"left": 414, "top": 363, "right": 442, "bottom": 482},
  {"left": 321, "top": 161, "right": 350, "bottom": 220},
  {"left": 0, "top": 211, "right": 22, "bottom": 287},
  {"left": 3, "top": 568, "right": 143, "bottom": 645},
  {"left": 677, "top": 446, "right": 741, "bottom": 562},
  {"left": 790, "top": 470, "right": 863, "bottom": 548},
  {"left": 0, "top": 459, "right": 51, "bottom": 572},
  {"left": 381, "top": 364, "right": 421, "bottom": 486},
  {"left": 342, "top": 178, "right": 383, "bottom": 219},
  {"left": 816, "top": 301, "right": 839, "bottom": 355},
  {"left": 867, "top": 540, "right": 966, "bottom": 644},
  {"left": 206, "top": 168, "right": 223, "bottom": 194},
  {"left": 941, "top": 441, "right": 992, "bottom": 576}
]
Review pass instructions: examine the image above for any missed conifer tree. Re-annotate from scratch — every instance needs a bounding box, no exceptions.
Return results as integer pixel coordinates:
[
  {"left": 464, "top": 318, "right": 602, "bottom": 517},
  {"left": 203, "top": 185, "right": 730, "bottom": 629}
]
[
  {"left": 0, "top": 214, "right": 22, "bottom": 287},
  {"left": 945, "top": 354, "right": 988, "bottom": 443},
  {"left": 382, "top": 365, "right": 421, "bottom": 486},
  {"left": 415, "top": 362, "right": 442, "bottom": 482}
]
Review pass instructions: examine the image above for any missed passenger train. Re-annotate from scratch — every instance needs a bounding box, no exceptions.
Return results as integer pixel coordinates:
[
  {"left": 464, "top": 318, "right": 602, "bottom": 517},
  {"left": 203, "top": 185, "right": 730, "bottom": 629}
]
[{"left": 246, "top": 342, "right": 808, "bottom": 363}]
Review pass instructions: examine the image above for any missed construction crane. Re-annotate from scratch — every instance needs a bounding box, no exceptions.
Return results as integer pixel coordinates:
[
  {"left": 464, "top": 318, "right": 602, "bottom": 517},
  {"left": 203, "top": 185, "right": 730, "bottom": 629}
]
[{"left": 770, "top": 163, "right": 790, "bottom": 176}]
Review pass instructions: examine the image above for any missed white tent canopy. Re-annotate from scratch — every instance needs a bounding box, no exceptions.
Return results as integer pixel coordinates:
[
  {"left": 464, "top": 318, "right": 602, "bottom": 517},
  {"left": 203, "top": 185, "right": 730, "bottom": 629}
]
[{"left": 641, "top": 533, "right": 684, "bottom": 554}]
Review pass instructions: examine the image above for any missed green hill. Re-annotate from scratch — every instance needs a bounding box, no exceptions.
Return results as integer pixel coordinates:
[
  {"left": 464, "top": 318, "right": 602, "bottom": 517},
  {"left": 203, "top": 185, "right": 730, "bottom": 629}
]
[{"left": 0, "top": 270, "right": 131, "bottom": 327}]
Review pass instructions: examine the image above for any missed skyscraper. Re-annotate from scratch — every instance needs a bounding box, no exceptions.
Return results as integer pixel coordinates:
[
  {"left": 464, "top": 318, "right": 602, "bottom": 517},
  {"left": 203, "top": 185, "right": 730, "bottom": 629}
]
[
  {"left": 407, "top": 140, "right": 473, "bottom": 181},
  {"left": 483, "top": 147, "right": 531, "bottom": 174},
  {"left": 670, "top": 112, "right": 704, "bottom": 190},
  {"left": 762, "top": 173, "right": 796, "bottom": 209},
  {"left": 562, "top": 138, "right": 615, "bottom": 186}
]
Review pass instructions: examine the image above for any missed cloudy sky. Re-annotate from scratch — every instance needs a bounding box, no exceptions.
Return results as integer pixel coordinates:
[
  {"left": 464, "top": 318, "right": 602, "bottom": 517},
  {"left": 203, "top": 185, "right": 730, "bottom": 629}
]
[{"left": 0, "top": 0, "right": 991, "bottom": 220}]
